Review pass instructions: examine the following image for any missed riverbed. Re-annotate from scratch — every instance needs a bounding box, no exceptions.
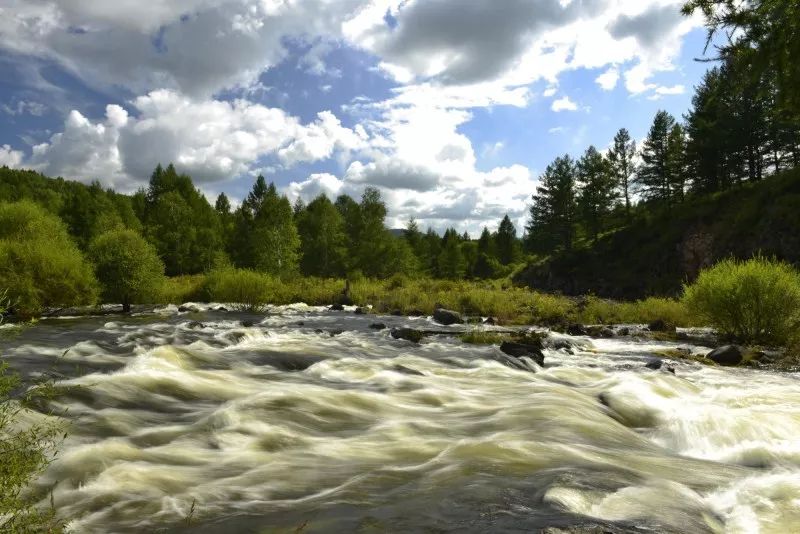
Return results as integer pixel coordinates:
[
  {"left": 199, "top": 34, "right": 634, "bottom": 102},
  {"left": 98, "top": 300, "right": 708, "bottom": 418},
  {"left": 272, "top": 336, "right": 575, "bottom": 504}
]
[{"left": 4, "top": 304, "right": 800, "bottom": 533}]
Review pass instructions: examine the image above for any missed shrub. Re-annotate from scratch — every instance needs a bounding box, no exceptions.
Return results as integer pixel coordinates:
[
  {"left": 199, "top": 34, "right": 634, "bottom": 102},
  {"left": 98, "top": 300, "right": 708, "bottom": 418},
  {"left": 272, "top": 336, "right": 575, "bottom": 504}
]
[
  {"left": 683, "top": 257, "right": 800, "bottom": 344},
  {"left": 204, "top": 267, "right": 272, "bottom": 311},
  {"left": 89, "top": 229, "right": 166, "bottom": 312},
  {"left": 0, "top": 201, "right": 97, "bottom": 317}
]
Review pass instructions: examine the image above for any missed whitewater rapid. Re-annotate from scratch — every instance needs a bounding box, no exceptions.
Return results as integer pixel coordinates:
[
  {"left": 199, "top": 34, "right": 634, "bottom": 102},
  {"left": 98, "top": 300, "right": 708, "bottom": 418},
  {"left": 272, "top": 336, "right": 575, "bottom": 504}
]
[{"left": 4, "top": 305, "right": 800, "bottom": 533}]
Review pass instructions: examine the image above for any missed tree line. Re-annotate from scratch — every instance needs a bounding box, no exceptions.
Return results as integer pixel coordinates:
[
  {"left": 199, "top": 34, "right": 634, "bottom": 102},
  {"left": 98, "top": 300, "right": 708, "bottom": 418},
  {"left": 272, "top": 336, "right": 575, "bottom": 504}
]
[
  {"left": 525, "top": 50, "right": 800, "bottom": 255},
  {"left": 0, "top": 164, "right": 524, "bottom": 290}
]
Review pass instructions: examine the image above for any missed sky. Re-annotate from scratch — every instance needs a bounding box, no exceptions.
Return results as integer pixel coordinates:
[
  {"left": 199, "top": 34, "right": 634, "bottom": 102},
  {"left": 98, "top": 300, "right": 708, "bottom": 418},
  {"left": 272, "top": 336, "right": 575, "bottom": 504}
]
[{"left": 0, "top": 0, "right": 714, "bottom": 233}]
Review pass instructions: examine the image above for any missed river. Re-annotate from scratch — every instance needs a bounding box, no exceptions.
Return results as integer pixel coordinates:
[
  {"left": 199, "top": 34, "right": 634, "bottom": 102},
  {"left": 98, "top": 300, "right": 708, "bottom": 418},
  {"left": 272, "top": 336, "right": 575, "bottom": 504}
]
[{"left": 3, "top": 304, "right": 800, "bottom": 533}]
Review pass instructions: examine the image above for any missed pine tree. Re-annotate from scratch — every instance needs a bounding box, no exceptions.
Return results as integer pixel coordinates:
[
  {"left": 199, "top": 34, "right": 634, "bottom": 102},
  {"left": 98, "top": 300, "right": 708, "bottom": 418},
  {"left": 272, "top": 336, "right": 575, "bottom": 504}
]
[
  {"left": 607, "top": 128, "right": 636, "bottom": 218},
  {"left": 636, "top": 111, "right": 676, "bottom": 204},
  {"left": 577, "top": 146, "right": 617, "bottom": 241},
  {"left": 437, "top": 228, "right": 466, "bottom": 279},
  {"left": 525, "top": 155, "right": 576, "bottom": 253},
  {"left": 665, "top": 123, "right": 688, "bottom": 202},
  {"left": 495, "top": 214, "right": 519, "bottom": 265}
]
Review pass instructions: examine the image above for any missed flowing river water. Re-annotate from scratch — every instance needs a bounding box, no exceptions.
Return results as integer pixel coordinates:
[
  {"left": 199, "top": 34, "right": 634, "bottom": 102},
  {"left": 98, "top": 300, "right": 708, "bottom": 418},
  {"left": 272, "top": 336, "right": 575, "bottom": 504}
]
[{"left": 4, "top": 304, "right": 800, "bottom": 533}]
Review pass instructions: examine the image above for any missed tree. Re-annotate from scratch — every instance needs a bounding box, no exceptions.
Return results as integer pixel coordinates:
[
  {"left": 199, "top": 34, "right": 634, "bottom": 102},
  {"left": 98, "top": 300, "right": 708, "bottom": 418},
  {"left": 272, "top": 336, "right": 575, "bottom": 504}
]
[
  {"left": 437, "top": 228, "right": 466, "bottom": 279},
  {"left": 296, "top": 194, "right": 347, "bottom": 277},
  {"left": 250, "top": 182, "right": 300, "bottom": 276},
  {"left": 607, "top": 128, "right": 637, "bottom": 218},
  {"left": 636, "top": 111, "right": 676, "bottom": 204},
  {"left": 89, "top": 229, "right": 166, "bottom": 312},
  {"left": 495, "top": 215, "right": 519, "bottom": 265},
  {"left": 473, "top": 227, "right": 499, "bottom": 278},
  {"left": 666, "top": 123, "right": 688, "bottom": 202},
  {"left": 0, "top": 201, "right": 98, "bottom": 317},
  {"left": 577, "top": 146, "right": 617, "bottom": 241},
  {"left": 525, "top": 155, "right": 577, "bottom": 253},
  {"left": 682, "top": 0, "right": 800, "bottom": 117}
]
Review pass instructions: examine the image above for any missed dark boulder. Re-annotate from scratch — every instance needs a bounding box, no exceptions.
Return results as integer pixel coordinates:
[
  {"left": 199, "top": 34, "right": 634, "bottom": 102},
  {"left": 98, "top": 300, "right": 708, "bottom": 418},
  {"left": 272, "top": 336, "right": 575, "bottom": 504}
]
[
  {"left": 483, "top": 316, "right": 498, "bottom": 325},
  {"left": 390, "top": 328, "right": 425, "bottom": 343},
  {"left": 178, "top": 304, "right": 201, "bottom": 313},
  {"left": 212, "top": 305, "right": 228, "bottom": 312},
  {"left": 587, "top": 325, "right": 615, "bottom": 338},
  {"left": 407, "top": 309, "right": 426, "bottom": 317},
  {"left": 648, "top": 319, "right": 676, "bottom": 333},
  {"left": 566, "top": 323, "right": 587, "bottom": 336},
  {"left": 354, "top": 306, "right": 369, "bottom": 315},
  {"left": 500, "top": 341, "right": 545, "bottom": 366},
  {"left": 186, "top": 321, "right": 205, "bottom": 329},
  {"left": 327, "top": 329, "right": 344, "bottom": 337},
  {"left": 707, "top": 345, "right": 744, "bottom": 366},
  {"left": 433, "top": 308, "right": 463, "bottom": 325},
  {"left": 369, "top": 322, "right": 387, "bottom": 330},
  {"left": 393, "top": 364, "right": 424, "bottom": 376},
  {"left": 240, "top": 320, "right": 256, "bottom": 328},
  {"left": 329, "top": 303, "right": 345, "bottom": 311},
  {"left": 645, "top": 359, "right": 676, "bottom": 374},
  {"left": 390, "top": 309, "right": 404, "bottom": 316},
  {"left": 616, "top": 327, "right": 630, "bottom": 336},
  {"left": 546, "top": 338, "right": 575, "bottom": 353}
]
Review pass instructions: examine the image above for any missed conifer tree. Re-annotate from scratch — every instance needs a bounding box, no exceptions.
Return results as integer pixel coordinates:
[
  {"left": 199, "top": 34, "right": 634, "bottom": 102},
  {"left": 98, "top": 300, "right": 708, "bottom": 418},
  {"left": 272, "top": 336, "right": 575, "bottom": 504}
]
[
  {"left": 636, "top": 111, "right": 676, "bottom": 205},
  {"left": 607, "top": 128, "right": 636, "bottom": 218},
  {"left": 577, "top": 146, "right": 617, "bottom": 241},
  {"left": 526, "top": 155, "right": 577, "bottom": 253}
]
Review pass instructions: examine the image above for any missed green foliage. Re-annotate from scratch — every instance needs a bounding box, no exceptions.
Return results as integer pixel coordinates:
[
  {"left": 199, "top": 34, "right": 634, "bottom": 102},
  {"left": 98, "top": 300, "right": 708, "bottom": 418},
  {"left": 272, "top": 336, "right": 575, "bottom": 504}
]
[
  {"left": 683, "top": 256, "right": 800, "bottom": 344},
  {"left": 459, "top": 330, "right": 505, "bottom": 345},
  {"left": 526, "top": 154, "right": 576, "bottom": 253},
  {"left": 577, "top": 145, "right": 617, "bottom": 241},
  {"left": 495, "top": 215, "right": 519, "bottom": 265},
  {"left": 89, "top": 229, "right": 166, "bottom": 311},
  {"left": 608, "top": 128, "right": 636, "bottom": 217},
  {"left": 437, "top": 229, "right": 466, "bottom": 279},
  {"left": 204, "top": 267, "right": 273, "bottom": 312},
  {"left": 636, "top": 110, "right": 677, "bottom": 204},
  {"left": 0, "top": 201, "right": 98, "bottom": 317},
  {"left": 296, "top": 194, "right": 347, "bottom": 277}
]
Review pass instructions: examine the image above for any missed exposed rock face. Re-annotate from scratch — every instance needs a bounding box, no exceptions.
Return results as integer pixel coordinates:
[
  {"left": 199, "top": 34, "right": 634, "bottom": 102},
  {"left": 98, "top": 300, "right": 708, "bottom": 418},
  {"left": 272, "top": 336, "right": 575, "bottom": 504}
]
[
  {"left": 707, "top": 345, "right": 745, "bottom": 366},
  {"left": 390, "top": 327, "right": 425, "bottom": 343},
  {"left": 433, "top": 308, "right": 463, "bottom": 325},
  {"left": 500, "top": 341, "right": 545, "bottom": 366}
]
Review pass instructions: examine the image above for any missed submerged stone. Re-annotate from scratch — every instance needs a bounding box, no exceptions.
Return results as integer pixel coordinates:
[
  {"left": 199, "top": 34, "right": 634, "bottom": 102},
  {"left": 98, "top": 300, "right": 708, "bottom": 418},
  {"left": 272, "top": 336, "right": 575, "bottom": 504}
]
[
  {"left": 567, "top": 323, "right": 587, "bottom": 336},
  {"left": 390, "top": 327, "right": 425, "bottom": 343},
  {"left": 645, "top": 358, "right": 676, "bottom": 374},
  {"left": 707, "top": 345, "right": 744, "bottom": 366},
  {"left": 433, "top": 308, "right": 463, "bottom": 325},
  {"left": 500, "top": 341, "right": 545, "bottom": 366},
  {"left": 648, "top": 319, "right": 676, "bottom": 333},
  {"left": 369, "top": 322, "right": 387, "bottom": 330},
  {"left": 329, "top": 303, "right": 345, "bottom": 311}
]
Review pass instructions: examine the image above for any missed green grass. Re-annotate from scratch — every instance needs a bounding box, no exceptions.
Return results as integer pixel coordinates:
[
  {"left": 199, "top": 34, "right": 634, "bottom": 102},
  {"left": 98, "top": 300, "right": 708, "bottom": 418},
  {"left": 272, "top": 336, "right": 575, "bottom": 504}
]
[{"left": 459, "top": 330, "right": 506, "bottom": 345}]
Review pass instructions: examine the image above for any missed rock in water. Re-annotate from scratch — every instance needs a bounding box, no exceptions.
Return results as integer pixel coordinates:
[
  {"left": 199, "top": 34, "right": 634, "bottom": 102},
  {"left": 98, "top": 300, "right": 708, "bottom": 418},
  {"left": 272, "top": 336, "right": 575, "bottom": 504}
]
[
  {"left": 648, "top": 319, "right": 676, "bottom": 332},
  {"left": 329, "top": 303, "right": 345, "bottom": 311},
  {"left": 707, "top": 345, "right": 744, "bottom": 366},
  {"left": 645, "top": 358, "right": 676, "bottom": 374},
  {"left": 354, "top": 306, "right": 369, "bottom": 315},
  {"left": 566, "top": 323, "right": 587, "bottom": 336},
  {"left": 369, "top": 322, "right": 387, "bottom": 330},
  {"left": 433, "top": 308, "right": 463, "bottom": 325},
  {"left": 500, "top": 341, "right": 545, "bottom": 366},
  {"left": 390, "top": 328, "right": 425, "bottom": 343}
]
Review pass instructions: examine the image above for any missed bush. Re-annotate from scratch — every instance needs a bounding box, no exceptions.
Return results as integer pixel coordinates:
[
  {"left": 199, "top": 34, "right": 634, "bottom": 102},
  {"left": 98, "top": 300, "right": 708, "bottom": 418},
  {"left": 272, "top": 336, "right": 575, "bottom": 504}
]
[
  {"left": 89, "top": 229, "right": 166, "bottom": 312},
  {"left": 683, "top": 257, "right": 800, "bottom": 344},
  {"left": 0, "top": 201, "right": 97, "bottom": 317},
  {"left": 204, "top": 267, "right": 272, "bottom": 311}
]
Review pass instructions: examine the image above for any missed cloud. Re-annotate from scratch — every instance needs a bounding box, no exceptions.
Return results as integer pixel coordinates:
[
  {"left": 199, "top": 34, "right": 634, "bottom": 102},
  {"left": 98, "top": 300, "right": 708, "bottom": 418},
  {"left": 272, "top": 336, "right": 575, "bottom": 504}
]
[
  {"left": 286, "top": 172, "right": 345, "bottom": 202},
  {"left": 648, "top": 84, "right": 686, "bottom": 100},
  {"left": 344, "top": 159, "right": 441, "bottom": 192},
  {"left": 25, "top": 89, "right": 363, "bottom": 189},
  {"left": 0, "top": 145, "right": 25, "bottom": 167},
  {"left": 595, "top": 67, "right": 619, "bottom": 90},
  {"left": 608, "top": 4, "right": 684, "bottom": 48},
  {"left": 551, "top": 96, "right": 578, "bottom": 112},
  {"left": 1, "top": 99, "right": 47, "bottom": 116}
]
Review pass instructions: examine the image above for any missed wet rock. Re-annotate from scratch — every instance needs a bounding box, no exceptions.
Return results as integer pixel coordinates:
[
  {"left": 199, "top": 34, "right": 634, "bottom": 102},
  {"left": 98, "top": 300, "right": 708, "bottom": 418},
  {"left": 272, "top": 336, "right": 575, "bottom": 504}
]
[
  {"left": 369, "top": 322, "right": 387, "bottom": 330},
  {"left": 240, "top": 320, "right": 256, "bottom": 328},
  {"left": 407, "top": 309, "right": 425, "bottom": 317},
  {"left": 186, "top": 321, "right": 205, "bottom": 329},
  {"left": 254, "top": 353, "right": 324, "bottom": 371},
  {"left": 616, "top": 327, "right": 630, "bottom": 336},
  {"left": 492, "top": 352, "right": 539, "bottom": 372},
  {"left": 645, "top": 358, "right": 676, "bottom": 374},
  {"left": 390, "top": 309, "right": 404, "bottom": 316},
  {"left": 329, "top": 303, "right": 345, "bottom": 311},
  {"left": 483, "top": 316, "right": 498, "bottom": 325},
  {"left": 433, "top": 308, "right": 463, "bottom": 325},
  {"left": 393, "top": 364, "right": 424, "bottom": 376},
  {"left": 212, "top": 305, "right": 228, "bottom": 312},
  {"left": 500, "top": 341, "right": 545, "bottom": 366},
  {"left": 567, "top": 323, "right": 587, "bottom": 336},
  {"left": 390, "top": 327, "right": 425, "bottom": 343},
  {"left": 178, "top": 304, "right": 201, "bottom": 313},
  {"left": 546, "top": 338, "right": 576, "bottom": 353},
  {"left": 648, "top": 319, "right": 676, "bottom": 333},
  {"left": 707, "top": 345, "right": 744, "bottom": 366},
  {"left": 328, "top": 329, "right": 344, "bottom": 337},
  {"left": 587, "top": 325, "right": 615, "bottom": 338},
  {"left": 296, "top": 321, "right": 305, "bottom": 326},
  {"left": 354, "top": 306, "right": 369, "bottom": 315}
]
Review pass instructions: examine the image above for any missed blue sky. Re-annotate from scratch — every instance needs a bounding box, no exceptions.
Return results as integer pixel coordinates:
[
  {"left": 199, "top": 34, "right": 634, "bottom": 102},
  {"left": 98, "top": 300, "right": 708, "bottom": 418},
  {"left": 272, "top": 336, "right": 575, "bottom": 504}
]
[{"left": 0, "top": 0, "right": 714, "bottom": 233}]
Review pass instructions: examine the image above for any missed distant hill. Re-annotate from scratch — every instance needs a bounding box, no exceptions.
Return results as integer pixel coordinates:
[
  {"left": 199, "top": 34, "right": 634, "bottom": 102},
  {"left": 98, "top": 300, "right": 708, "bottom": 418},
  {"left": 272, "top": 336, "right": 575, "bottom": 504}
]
[{"left": 515, "top": 167, "right": 800, "bottom": 299}]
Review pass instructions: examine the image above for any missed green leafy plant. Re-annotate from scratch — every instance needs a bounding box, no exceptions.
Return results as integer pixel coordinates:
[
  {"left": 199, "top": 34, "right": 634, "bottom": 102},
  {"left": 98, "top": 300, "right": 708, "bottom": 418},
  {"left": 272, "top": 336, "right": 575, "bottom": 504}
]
[{"left": 683, "top": 256, "right": 800, "bottom": 344}]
